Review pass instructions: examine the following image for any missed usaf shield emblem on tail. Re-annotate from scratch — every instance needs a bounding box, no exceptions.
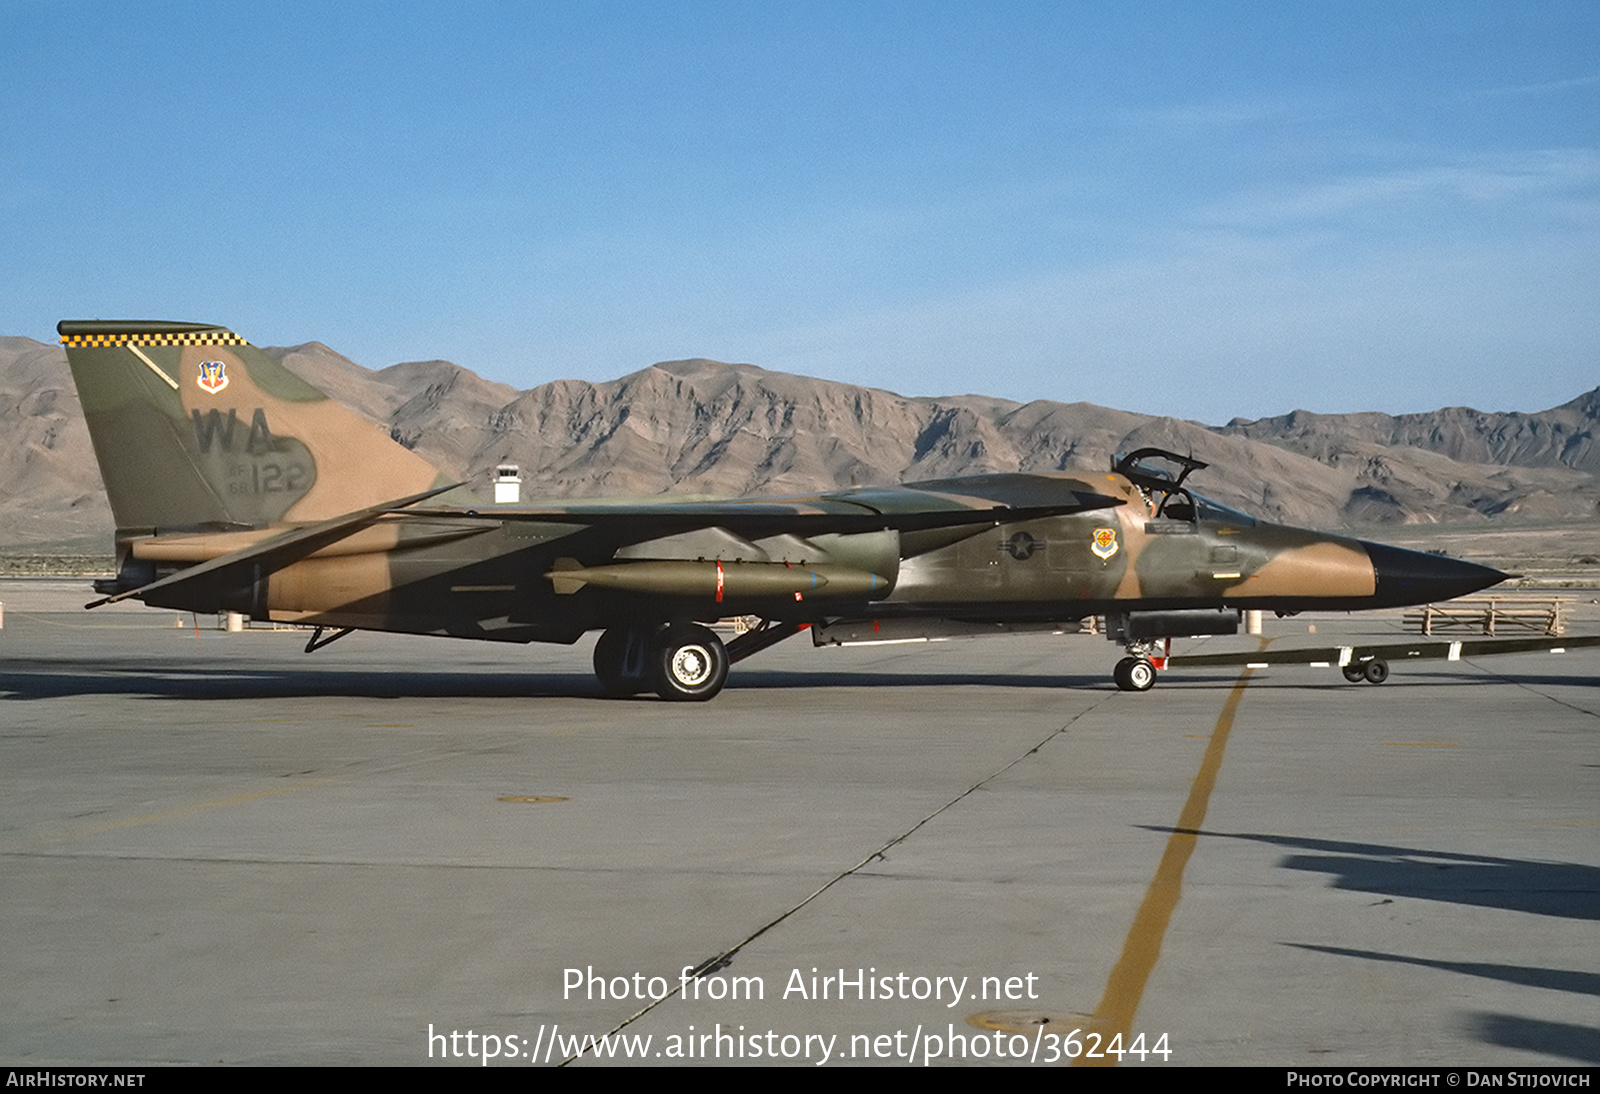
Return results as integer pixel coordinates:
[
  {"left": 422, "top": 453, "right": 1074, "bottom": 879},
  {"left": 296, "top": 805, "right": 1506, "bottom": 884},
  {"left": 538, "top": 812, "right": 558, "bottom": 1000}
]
[{"left": 197, "top": 360, "right": 228, "bottom": 394}]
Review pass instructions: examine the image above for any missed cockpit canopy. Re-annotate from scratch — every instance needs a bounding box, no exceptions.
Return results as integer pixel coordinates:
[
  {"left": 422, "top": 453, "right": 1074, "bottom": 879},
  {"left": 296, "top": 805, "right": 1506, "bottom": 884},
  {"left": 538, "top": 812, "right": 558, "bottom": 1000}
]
[{"left": 1111, "top": 447, "right": 1257, "bottom": 527}]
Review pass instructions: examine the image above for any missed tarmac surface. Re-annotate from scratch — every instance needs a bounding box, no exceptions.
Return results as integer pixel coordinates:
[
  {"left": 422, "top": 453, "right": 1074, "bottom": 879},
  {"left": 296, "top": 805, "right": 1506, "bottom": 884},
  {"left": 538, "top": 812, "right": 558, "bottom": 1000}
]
[{"left": 1, "top": 579, "right": 1596, "bottom": 1067}]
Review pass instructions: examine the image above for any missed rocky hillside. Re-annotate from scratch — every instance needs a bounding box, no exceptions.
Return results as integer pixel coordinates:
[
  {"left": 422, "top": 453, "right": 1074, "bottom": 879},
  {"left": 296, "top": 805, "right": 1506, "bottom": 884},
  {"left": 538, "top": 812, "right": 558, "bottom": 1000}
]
[
  {"left": 0, "top": 336, "right": 114, "bottom": 550},
  {"left": 2, "top": 334, "right": 1596, "bottom": 550},
  {"left": 1217, "top": 392, "right": 1600, "bottom": 522}
]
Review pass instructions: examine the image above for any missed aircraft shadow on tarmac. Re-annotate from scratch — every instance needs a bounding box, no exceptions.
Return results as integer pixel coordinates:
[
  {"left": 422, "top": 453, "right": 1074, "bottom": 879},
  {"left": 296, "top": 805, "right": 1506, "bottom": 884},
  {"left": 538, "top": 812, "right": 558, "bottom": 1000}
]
[
  {"left": 1465, "top": 1013, "right": 1600, "bottom": 1067},
  {"left": 1149, "top": 828, "right": 1600, "bottom": 922},
  {"left": 1169, "top": 830, "right": 1600, "bottom": 1062},
  {"left": 1285, "top": 947, "right": 1600, "bottom": 1064},
  {"left": 0, "top": 662, "right": 1118, "bottom": 701},
  {"left": 2, "top": 656, "right": 1594, "bottom": 700},
  {"left": 1288, "top": 944, "right": 1600, "bottom": 999},
  {"left": 0, "top": 663, "right": 596, "bottom": 701}
]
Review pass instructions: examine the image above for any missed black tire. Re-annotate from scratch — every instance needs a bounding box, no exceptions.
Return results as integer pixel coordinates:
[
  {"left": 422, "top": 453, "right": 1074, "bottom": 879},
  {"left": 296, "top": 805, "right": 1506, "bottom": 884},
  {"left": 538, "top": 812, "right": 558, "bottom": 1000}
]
[
  {"left": 1362, "top": 658, "right": 1390, "bottom": 684},
  {"left": 1342, "top": 664, "right": 1366, "bottom": 683},
  {"left": 593, "top": 628, "right": 642, "bottom": 697},
  {"left": 651, "top": 625, "right": 730, "bottom": 702},
  {"left": 1114, "top": 656, "right": 1156, "bottom": 692}
]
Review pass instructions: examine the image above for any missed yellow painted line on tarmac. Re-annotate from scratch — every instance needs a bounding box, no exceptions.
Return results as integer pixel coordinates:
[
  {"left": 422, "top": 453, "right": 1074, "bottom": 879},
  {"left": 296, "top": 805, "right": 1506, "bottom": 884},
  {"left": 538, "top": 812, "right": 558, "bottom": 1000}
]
[{"left": 1076, "top": 664, "right": 1256, "bottom": 1067}]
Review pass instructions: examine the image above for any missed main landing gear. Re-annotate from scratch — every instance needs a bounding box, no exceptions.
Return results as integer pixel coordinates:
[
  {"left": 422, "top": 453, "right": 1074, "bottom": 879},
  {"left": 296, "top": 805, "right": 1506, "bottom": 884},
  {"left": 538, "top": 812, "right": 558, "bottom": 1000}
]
[{"left": 593, "top": 623, "right": 730, "bottom": 702}]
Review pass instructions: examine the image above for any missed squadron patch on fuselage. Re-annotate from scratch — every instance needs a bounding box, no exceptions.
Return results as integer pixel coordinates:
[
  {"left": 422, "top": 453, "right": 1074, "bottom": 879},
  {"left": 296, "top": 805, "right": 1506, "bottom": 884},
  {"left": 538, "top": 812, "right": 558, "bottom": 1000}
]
[
  {"left": 197, "top": 360, "right": 229, "bottom": 394},
  {"left": 1091, "top": 526, "right": 1119, "bottom": 560}
]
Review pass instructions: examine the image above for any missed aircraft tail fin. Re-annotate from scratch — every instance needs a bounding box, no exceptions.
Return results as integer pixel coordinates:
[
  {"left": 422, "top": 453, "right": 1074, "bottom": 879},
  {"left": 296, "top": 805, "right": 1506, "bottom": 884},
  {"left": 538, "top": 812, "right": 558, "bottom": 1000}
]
[{"left": 59, "top": 320, "right": 473, "bottom": 537}]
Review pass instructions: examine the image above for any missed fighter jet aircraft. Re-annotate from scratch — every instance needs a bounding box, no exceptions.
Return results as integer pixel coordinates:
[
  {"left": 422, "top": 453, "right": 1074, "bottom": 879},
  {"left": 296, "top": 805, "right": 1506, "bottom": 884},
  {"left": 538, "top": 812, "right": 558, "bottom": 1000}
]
[{"left": 60, "top": 319, "right": 1508, "bottom": 700}]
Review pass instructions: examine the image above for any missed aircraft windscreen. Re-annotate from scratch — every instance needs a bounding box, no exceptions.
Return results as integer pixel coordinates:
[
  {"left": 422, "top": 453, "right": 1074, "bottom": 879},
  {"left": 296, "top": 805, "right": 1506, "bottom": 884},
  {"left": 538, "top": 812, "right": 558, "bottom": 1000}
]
[
  {"left": 1193, "top": 493, "right": 1258, "bottom": 527},
  {"left": 1129, "top": 460, "right": 1175, "bottom": 482}
]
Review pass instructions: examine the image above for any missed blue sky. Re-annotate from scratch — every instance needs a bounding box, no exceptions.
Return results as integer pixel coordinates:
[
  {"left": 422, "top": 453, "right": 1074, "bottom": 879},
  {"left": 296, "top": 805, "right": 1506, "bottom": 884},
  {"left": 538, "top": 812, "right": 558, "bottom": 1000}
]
[{"left": 5, "top": 1, "right": 1597, "bottom": 423}]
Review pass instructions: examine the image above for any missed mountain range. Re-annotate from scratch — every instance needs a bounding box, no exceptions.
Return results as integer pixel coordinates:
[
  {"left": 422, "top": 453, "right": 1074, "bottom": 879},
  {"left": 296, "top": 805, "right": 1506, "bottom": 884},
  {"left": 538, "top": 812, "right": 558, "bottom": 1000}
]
[{"left": 2, "top": 334, "right": 1596, "bottom": 552}]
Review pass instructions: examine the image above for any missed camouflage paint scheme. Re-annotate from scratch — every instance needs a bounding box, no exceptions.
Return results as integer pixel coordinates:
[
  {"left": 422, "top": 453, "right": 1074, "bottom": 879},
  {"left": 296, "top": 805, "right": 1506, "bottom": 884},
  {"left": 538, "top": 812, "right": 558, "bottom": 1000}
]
[{"left": 60, "top": 320, "right": 1507, "bottom": 699}]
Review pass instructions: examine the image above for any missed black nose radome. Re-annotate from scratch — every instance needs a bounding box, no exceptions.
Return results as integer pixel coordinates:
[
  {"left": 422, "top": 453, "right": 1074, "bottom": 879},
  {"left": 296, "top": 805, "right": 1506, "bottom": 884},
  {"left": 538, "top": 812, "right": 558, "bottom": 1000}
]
[{"left": 1362, "top": 541, "right": 1509, "bottom": 608}]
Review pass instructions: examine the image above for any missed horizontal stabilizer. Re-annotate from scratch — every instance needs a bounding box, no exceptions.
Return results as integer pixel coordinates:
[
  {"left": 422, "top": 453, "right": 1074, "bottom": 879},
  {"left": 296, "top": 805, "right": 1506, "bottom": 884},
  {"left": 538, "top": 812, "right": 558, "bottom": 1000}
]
[{"left": 88, "top": 483, "right": 465, "bottom": 609}]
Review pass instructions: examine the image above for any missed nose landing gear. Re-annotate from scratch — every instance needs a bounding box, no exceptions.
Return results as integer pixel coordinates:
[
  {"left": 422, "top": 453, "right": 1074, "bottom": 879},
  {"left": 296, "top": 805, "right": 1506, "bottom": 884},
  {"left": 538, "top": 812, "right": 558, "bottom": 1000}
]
[
  {"left": 1114, "top": 656, "right": 1157, "bottom": 692},
  {"left": 1113, "top": 638, "right": 1169, "bottom": 692}
]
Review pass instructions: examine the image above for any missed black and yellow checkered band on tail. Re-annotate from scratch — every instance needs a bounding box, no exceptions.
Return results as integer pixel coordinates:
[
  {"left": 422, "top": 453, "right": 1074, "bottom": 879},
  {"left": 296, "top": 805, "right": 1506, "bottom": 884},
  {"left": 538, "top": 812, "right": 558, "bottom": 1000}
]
[
  {"left": 60, "top": 331, "right": 246, "bottom": 347},
  {"left": 57, "top": 320, "right": 247, "bottom": 347}
]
